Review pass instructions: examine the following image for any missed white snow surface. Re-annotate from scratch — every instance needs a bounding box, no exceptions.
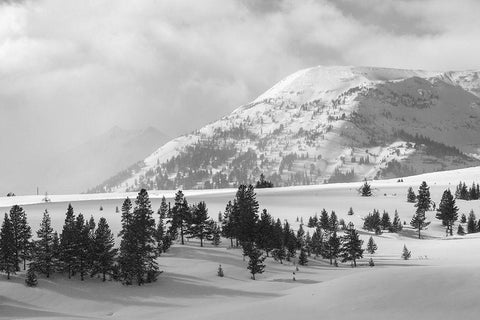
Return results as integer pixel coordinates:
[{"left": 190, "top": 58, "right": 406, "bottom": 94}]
[{"left": 2, "top": 167, "right": 480, "bottom": 319}]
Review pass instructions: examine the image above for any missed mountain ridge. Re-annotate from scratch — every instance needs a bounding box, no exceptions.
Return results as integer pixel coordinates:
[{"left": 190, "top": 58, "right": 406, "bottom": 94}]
[{"left": 90, "top": 65, "right": 480, "bottom": 193}]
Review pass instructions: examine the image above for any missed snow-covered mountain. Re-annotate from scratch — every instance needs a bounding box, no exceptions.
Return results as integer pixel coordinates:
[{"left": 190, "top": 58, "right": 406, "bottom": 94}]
[{"left": 91, "top": 66, "right": 480, "bottom": 193}]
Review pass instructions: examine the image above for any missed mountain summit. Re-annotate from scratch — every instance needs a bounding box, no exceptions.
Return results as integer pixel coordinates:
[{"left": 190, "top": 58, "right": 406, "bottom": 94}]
[{"left": 91, "top": 66, "right": 480, "bottom": 192}]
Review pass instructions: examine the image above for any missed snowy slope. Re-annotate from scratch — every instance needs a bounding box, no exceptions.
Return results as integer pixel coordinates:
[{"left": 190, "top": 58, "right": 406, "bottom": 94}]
[
  {"left": 3, "top": 167, "right": 480, "bottom": 319},
  {"left": 91, "top": 66, "right": 480, "bottom": 193}
]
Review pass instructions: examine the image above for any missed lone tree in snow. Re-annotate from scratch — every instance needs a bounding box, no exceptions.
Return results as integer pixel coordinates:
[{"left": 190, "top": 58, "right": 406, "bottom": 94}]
[
  {"left": 410, "top": 208, "right": 430, "bottom": 239},
  {"left": 457, "top": 224, "right": 466, "bottom": 235},
  {"left": 415, "top": 181, "right": 431, "bottom": 212},
  {"left": 435, "top": 189, "right": 458, "bottom": 236},
  {"left": 25, "top": 265, "right": 38, "bottom": 287},
  {"left": 407, "top": 187, "right": 416, "bottom": 203},
  {"left": 340, "top": 226, "right": 364, "bottom": 267},
  {"left": 360, "top": 181, "right": 372, "bottom": 197},
  {"left": 401, "top": 245, "right": 411, "bottom": 260},
  {"left": 366, "top": 236, "right": 377, "bottom": 255}
]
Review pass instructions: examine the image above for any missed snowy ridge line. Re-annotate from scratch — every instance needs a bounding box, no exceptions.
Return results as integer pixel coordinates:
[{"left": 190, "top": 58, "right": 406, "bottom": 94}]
[{"left": 3, "top": 165, "right": 480, "bottom": 207}]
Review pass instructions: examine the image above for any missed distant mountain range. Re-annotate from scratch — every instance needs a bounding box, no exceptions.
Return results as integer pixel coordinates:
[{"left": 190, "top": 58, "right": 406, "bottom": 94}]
[{"left": 90, "top": 66, "right": 480, "bottom": 193}]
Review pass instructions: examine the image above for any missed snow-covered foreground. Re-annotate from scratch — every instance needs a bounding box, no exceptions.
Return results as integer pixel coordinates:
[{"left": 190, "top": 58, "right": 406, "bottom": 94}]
[{"left": 2, "top": 167, "right": 480, "bottom": 319}]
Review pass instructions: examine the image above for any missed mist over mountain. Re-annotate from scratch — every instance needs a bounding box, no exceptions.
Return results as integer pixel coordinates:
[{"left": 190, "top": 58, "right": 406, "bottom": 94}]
[
  {"left": 1, "top": 126, "right": 169, "bottom": 195},
  {"left": 91, "top": 66, "right": 480, "bottom": 193}
]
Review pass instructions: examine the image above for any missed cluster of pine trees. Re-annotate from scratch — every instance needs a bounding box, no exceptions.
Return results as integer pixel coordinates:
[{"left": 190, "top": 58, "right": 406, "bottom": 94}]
[
  {"left": 454, "top": 181, "right": 480, "bottom": 200},
  {"left": 363, "top": 209, "right": 402, "bottom": 234}
]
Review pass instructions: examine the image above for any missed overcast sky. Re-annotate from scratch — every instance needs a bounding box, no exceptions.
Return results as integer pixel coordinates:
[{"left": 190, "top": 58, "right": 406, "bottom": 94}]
[{"left": 1, "top": 0, "right": 480, "bottom": 192}]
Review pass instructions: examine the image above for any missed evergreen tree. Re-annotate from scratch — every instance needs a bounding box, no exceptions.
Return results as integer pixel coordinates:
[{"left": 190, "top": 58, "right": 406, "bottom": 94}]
[
  {"left": 91, "top": 217, "right": 117, "bottom": 281},
  {"left": 247, "top": 245, "right": 265, "bottom": 280},
  {"left": 401, "top": 245, "right": 411, "bottom": 260},
  {"left": 435, "top": 189, "right": 458, "bottom": 236},
  {"left": 257, "top": 209, "right": 275, "bottom": 255},
  {"left": 221, "top": 201, "right": 236, "bottom": 247},
  {"left": 296, "top": 224, "right": 305, "bottom": 248},
  {"left": 457, "top": 224, "right": 466, "bottom": 235},
  {"left": 366, "top": 236, "right": 377, "bottom": 255},
  {"left": 329, "top": 211, "right": 338, "bottom": 232},
  {"left": 211, "top": 222, "right": 221, "bottom": 246},
  {"left": 187, "top": 201, "right": 213, "bottom": 247},
  {"left": 319, "top": 209, "right": 330, "bottom": 231},
  {"left": 467, "top": 210, "right": 477, "bottom": 234},
  {"left": 360, "top": 181, "right": 372, "bottom": 197},
  {"left": 410, "top": 208, "right": 430, "bottom": 239},
  {"left": 59, "top": 204, "right": 77, "bottom": 278},
  {"left": 298, "top": 247, "right": 308, "bottom": 266},
  {"left": 325, "top": 231, "right": 341, "bottom": 265},
  {"left": 310, "top": 226, "right": 323, "bottom": 258},
  {"left": 51, "top": 232, "right": 60, "bottom": 273},
  {"left": 348, "top": 207, "right": 354, "bottom": 215},
  {"left": 271, "top": 247, "right": 286, "bottom": 264},
  {"left": 340, "top": 227, "right": 364, "bottom": 267},
  {"left": 9, "top": 205, "right": 32, "bottom": 271},
  {"left": 171, "top": 190, "right": 191, "bottom": 245},
  {"left": 233, "top": 185, "right": 259, "bottom": 247},
  {"left": 74, "top": 214, "right": 91, "bottom": 281},
  {"left": 132, "top": 189, "right": 159, "bottom": 284},
  {"left": 416, "top": 181, "right": 431, "bottom": 212},
  {"left": 460, "top": 213, "right": 467, "bottom": 224},
  {"left": 159, "top": 196, "right": 169, "bottom": 220},
  {"left": 380, "top": 211, "right": 392, "bottom": 231},
  {"left": 407, "top": 187, "right": 416, "bottom": 203},
  {"left": 391, "top": 210, "right": 403, "bottom": 232},
  {"left": 0, "top": 214, "right": 16, "bottom": 279},
  {"left": 25, "top": 264, "right": 38, "bottom": 287},
  {"left": 34, "top": 210, "right": 54, "bottom": 278}
]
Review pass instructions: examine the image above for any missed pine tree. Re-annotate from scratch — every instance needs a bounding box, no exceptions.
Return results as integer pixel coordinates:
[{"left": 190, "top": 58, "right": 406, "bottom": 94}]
[
  {"left": 329, "top": 211, "right": 338, "bottom": 232},
  {"left": 380, "top": 211, "right": 392, "bottom": 231},
  {"left": 247, "top": 245, "right": 265, "bottom": 280},
  {"left": 311, "top": 226, "right": 323, "bottom": 258},
  {"left": 257, "top": 209, "right": 275, "bottom": 255},
  {"left": 325, "top": 231, "right": 341, "bottom": 265},
  {"left": 348, "top": 207, "right": 354, "bottom": 215},
  {"left": 410, "top": 208, "right": 430, "bottom": 239},
  {"left": 416, "top": 181, "right": 431, "bottom": 212},
  {"left": 171, "top": 190, "right": 191, "bottom": 245},
  {"left": 159, "top": 196, "right": 169, "bottom": 220},
  {"left": 319, "top": 209, "right": 330, "bottom": 231},
  {"left": 435, "top": 189, "right": 458, "bottom": 236},
  {"left": 460, "top": 213, "right": 467, "bottom": 224},
  {"left": 366, "top": 236, "right": 377, "bottom": 255},
  {"left": 211, "top": 222, "right": 221, "bottom": 246},
  {"left": 132, "top": 189, "right": 159, "bottom": 285},
  {"left": 186, "top": 201, "right": 210, "bottom": 247},
  {"left": 221, "top": 201, "right": 236, "bottom": 247},
  {"left": 298, "top": 247, "right": 308, "bottom": 266},
  {"left": 467, "top": 210, "right": 477, "bottom": 234},
  {"left": 233, "top": 185, "right": 259, "bottom": 246},
  {"left": 340, "top": 227, "right": 364, "bottom": 267},
  {"left": 271, "top": 247, "right": 286, "bottom": 264},
  {"left": 360, "top": 181, "right": 372, "bottom": 197},
  {"left": 9, "top": 205, "right": 32, "bottom": 271},
  {"left": 91, "top": 217, "right": 117, "bottom": 281},
  {"left": 59, "top": 204, "right": 77, "bottom": 278},
  {"left": 401, "top": 245, "right": 411, "bottom": 260},
  {"left": 0, "top": 214, "right": 16, "bottom": 279},
  {"left": 296, "top": 224, "right": 305, "bottom": 248},
  {"left": 457, "top": 224, "right": 466, "bottom": 235},
  {"left": 74, "top": 214, "right": 91, "bottom": 281},
  {"left": 407, "top": 187, "right": 416, "bottom": 203},
  {"left": 391, "top": 210, "right": 403, "bottom": 232},
  {"left": 25, "top": 264, "right": 38, "bottom": 287},
  {"left": 34, "top": 210, "right": 54, "bottom": 278}
]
